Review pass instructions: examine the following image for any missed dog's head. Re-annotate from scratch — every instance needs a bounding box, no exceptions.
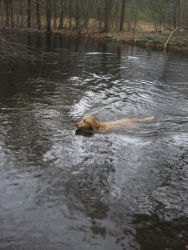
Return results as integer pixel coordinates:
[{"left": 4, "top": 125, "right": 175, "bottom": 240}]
[{"left": 76, "top": 116, "right": 99, "bottom": 131}]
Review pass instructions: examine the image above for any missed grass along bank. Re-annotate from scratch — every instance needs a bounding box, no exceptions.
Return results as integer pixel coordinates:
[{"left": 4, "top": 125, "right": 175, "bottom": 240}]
[{"left": 51, "top": 28, "right": 188, "bottom": 53}]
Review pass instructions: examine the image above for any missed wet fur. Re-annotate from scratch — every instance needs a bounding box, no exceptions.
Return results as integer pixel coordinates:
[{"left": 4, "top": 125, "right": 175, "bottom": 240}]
[{"left": 76, "top": 115, "right": 154, "bottom": 132}]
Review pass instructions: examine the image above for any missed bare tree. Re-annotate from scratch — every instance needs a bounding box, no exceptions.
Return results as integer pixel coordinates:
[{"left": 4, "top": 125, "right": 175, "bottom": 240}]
[
  {"left": 69, "top": 0, "right": 72, "bottom": 29},
  {"left": 5, "top": 0, "right": 10, "bottom": 27},
  {"left": 177, "top": 0, "right": 181, "bottom": 26},
  {"left": 164, "top": 26, "right": 188, "bottom": 49},
  {"left": 36, "top": 0, "right": 41, "bottom": 30},
  {"left": 46, "top": 0, "right": 52, "bottom": 32},
  {"left": 53, "top": 0, "right": 57, "bottom": 29},
  {"left": 10, "top": 0, "right": 14, "bottom": 29},
  {"left": 0, "top": 0, "right": 188, "bottom": 36},
  {"left": 27, "top": 0, "right": 31, "bottom": 28},
  {"left": 120, "top": 0, "right": 126, "bottom": 31},
  {"left": 75, "top": 0, "right": 80, "bottom": 30},
  {"left": 58, "top": 0, "right": 64, "bottom": 29},
  {"left": 132, "top": 2, "right": 139, "bottom": 42},
  {"left": 104, "top": 0, "right": 113, "bottom": 32},
  {"left": 19, "top": 0, "right": 24, "bottom": 27}
]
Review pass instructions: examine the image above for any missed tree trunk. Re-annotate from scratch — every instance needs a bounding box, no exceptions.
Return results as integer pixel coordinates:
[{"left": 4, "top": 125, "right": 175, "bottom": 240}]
[
  {"left": 132, "top": 5, "right": 139, "bottom": 42},
  {"left": 69, "top": 0, "right": 72, "bottom": 29},
  {"left": 58, "top": 0, "right": 64, "bottom": 29},
  {"left": 173, "top": 0, "right": 177, "bottom": 28},
  {"left": 120, "top": 0, "right": 126, "bottom": 31},
  {"left": 177, "top": 0, "right": 181, "bottom": 26},
  {"left": 75, "top": 0, "right": 80, "bottom": 30},
  {"left": 36, "top": 1, "right": 41, "bottom": 30},
  {"left": 5, "top": 0, "right": 10, "bottom": 27},
  {"left": 10, "top": 0, "right": 14, "bottom": 29},
  {"left": 164, "top": 26, "right": 188, "bottom": 49},
  {"left": 104, "top": 0, "right": 112, "bottom": 32},
  {"left": 46, "top": 0, "right": 52, "bottom": 32},
  {"left": 104, "top": 0, "right": 109, "bottom": 32},
  {"left": 19, "top": 0, "right": 23, "bottom": 27},
  {"left": 27, "top": 0, "right": 31, "bottom": 28},
  {"left": 53, "top": 0, "right": 57, "bottom": 29}
]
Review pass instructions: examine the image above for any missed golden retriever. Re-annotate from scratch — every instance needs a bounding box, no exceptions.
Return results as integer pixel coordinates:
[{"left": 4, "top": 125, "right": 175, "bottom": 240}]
[{"left": 76, "top": 115, "right": 154, "bottom": 132}]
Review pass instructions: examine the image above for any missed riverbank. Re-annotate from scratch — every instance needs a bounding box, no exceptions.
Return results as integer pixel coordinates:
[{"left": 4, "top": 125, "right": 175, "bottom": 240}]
[
  {"left": 51, "top": 29, "right": 188, "bottom": 53},
  {"left": 1, "top": 27, "right": 188, "bottom": 53}
]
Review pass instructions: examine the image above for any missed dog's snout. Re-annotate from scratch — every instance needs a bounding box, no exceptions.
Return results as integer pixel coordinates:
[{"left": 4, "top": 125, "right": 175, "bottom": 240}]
[{"left": 76, "top": 122, "right": 78, "bottom": 127}]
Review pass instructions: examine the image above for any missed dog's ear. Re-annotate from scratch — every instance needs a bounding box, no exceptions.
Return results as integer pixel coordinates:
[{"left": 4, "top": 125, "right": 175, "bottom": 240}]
[{"left": 90, "top": 118, "right": 100, "bottom": 132}]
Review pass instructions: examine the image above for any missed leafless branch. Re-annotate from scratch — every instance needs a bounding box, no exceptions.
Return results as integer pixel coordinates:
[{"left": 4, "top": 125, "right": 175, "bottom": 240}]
[
  {"left": 164, "top": 26, "right": 188, "bottom": 49},
  {"left": 0, "top": 34, "right": 37, "bottom": 63}
]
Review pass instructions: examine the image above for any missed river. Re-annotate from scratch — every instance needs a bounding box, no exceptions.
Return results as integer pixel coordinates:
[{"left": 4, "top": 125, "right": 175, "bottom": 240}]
[{"left": 0, "top": 33, "right": 188, "bottom": 250}]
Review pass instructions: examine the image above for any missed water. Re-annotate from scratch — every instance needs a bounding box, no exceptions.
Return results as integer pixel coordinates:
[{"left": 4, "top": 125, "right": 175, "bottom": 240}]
[{"left": 0, "top": 33, "right": 188, "bottom": 250}]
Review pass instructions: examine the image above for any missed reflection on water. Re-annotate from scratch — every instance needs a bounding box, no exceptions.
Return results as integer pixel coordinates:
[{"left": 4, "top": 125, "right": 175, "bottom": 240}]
[
  {"left": 76, "top": 128, "right": 94, "bottom": 137},
  {"left": 0, "top": 33, "right": 188, "bottom": 250}
]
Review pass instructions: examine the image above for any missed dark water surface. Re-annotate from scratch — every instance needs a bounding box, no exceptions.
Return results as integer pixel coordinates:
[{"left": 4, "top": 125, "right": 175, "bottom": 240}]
[{"left": 0, "top": 33, "right": 188, "bottom": 250}]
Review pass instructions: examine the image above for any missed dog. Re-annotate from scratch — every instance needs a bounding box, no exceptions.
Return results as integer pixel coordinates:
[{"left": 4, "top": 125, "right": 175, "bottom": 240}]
[{"left": 76, "top": 115, "right": 154, "bottom": 132}]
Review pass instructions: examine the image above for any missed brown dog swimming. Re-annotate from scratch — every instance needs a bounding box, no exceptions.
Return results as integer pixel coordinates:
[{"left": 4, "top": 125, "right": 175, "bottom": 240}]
[{"left": 76, "top": 115, "right": 154, "bottom": 132}]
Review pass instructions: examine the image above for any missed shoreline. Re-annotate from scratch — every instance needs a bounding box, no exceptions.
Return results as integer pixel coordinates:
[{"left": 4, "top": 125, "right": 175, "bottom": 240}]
[
  {"left": 1, "top": 28, "right": 188, "bottom": 53},
  {"left": 61, "top": 30, "right": 188, "bottom": 53}
]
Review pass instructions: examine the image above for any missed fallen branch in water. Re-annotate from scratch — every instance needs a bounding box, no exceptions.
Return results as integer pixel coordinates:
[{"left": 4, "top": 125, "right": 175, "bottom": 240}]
[
  {"left": 164, "top": 26, "right": 188, "bottom": 50},
  {"left": 0, "top": 34, "right": 37, "bottom": 63}
]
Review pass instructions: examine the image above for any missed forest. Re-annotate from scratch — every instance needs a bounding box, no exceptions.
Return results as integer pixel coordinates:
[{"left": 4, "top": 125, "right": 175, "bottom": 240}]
[{"left": 0, "top": 0, "right": 188, "bottom": 33}]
